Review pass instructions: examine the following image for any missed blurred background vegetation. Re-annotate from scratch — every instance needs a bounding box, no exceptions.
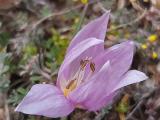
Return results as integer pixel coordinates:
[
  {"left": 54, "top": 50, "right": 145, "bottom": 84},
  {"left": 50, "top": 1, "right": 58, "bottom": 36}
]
[{"left": 0, "top": 0, "right": 160, "bottom": 120}]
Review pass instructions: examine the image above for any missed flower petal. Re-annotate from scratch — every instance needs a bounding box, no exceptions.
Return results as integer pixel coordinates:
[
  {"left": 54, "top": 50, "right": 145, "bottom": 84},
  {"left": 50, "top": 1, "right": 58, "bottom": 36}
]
[
  {"left": 84, "top": 91, "right": 117, "bottom": 111},
  {"left": 57, "top": 38, "right": 103, "bottom": 88},
  {"left": 93, "top": 41, "right": 135, "bottom": 74},
  {"left": 67, "top": 11, "right": 110, "bottom": 52},
  {"left": 113, "top": 70, "right": 148, "bottom": 92},
  {"left": 68, "top": 61, "right": 111, "bottom": 105},
  {"left": 85, "top": 71, "right": 148, "bottom": 111},
  {"left": 15, "top": 84, "right": 74, "bottom": 118}
]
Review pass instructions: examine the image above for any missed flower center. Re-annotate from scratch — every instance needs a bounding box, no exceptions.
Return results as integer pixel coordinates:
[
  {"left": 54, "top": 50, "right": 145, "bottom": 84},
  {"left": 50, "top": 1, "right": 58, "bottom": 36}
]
[{"left": 63, "top": 58, "right": 95, "bottom": 97}]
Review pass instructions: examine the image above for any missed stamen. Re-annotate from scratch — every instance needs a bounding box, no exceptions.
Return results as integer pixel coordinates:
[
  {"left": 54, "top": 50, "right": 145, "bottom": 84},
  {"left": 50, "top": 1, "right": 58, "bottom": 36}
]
[
  {"left": 66, "top": 79, "right": 77, "bottom": 89},
  {"left": 64, "top": 79, "right": 77, "bottom": 96},
  {"left": 80, "top": 59, "right": 89, "bottom": 70},
  {"left": 90, "top": 62, "right": 95, "bottom": 72}
]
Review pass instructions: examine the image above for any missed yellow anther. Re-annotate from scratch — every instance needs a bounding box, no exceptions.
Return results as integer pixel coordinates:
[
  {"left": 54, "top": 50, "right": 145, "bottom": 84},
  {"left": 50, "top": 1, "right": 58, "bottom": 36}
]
[
  {"left": 80, "top": 59, "right": 89, "bottom": 70},
  {"left": 148, "top": 34, "right": 157, "bottom": 43},
  {"left": 81, "top": 0, "right": 88, "bottom": 4},
  {"left": 63, "top": 80, "right": 77, "bottom": 96},
  {"left": 90, "top": 62, "right": 95, "bottom": 72},
  {"left": 63, "top": 89, "right": 70, "bottom": 97},
  {"left": 152, "top": 52, "right": 158, "bottom": 59},
  {"left": 141, "top": 44, "right": 147, "bottom": 49}
]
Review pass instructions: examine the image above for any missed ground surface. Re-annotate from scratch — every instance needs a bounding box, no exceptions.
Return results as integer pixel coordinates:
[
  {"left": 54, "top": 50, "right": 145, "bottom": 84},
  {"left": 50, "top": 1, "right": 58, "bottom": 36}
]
[{"left": 0, "top": 0, "right": 160, "bottom": 120}]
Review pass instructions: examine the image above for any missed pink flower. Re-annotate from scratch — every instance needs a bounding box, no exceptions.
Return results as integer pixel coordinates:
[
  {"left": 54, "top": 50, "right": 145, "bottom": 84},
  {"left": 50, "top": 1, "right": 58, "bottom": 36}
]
[{"left": 15, "top": 11, "right": 148, "bottom": 118}]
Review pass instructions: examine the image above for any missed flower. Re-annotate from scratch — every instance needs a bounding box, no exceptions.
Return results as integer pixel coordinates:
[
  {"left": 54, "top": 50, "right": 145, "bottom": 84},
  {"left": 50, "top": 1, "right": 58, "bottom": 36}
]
[
  {"left": 15, "top": 11, "right": 148, "bottom": 118},
  {"left": 81, "top": 0, "right": 88, "bottom": 4},
  {"left": 141, "top": 43, "right": 148, "bottom": 49},
  {"left": 148, "top": 34, "right": 157, "bottom": 43},
  {"left": 152, "top": 51, "right": 158, "bottom": 59}
]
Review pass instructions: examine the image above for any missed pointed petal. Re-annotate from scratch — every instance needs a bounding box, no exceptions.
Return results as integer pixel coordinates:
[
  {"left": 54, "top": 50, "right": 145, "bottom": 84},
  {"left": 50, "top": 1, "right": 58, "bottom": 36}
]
[
  {"left": 67, "top": 11, "right": 110, "bottom": 52},
  {"left": 15, "top": 84, "right": 74, "bottom": 118},
  {"left": 113, "top": 70, "right": 148, "bottom": 92},
  {"left": 85, "top": 70, "right": 148, "bottom": 111},
  {"left": 93, "top": 41, "right": 135, "bottom": 74},
  {"left": 57, "top": 38, "right": 103, "bottom": 88}
]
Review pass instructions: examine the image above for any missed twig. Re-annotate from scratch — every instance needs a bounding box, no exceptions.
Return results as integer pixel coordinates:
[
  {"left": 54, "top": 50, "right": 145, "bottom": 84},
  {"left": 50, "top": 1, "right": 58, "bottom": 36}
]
[
  {"left": 98, "top": 2, "right": 147, "bottom": 32},
  {"left": 4, "top": 94, "right": 10, "bottom": 120},
  {"left": 94, "top": 111, "right": 106, "bottom": 120},
  {"left": 107, "top": 9, "right": 147, "bottom": 32},
  {"left": 126, "top": 100, "right": 144, "bottom": 120},
  {"left": 9, "top": 79, "right": 24, "bottom": 90},
  {"left": 138, "top": 105, "right": 145, "bottom": 120},
  {"left": 126, "top": 88, "right": 157, "bottom": 120},
  {"left": 38, "top": 47, "right": 44, "bottom": 69},
  {"left": 97, "top": 1, "right": 147, "bottom": 32},
  {"left": 0, "top": 12, "right": 13, "bottom": 18},
  {"left": 38, "top": 69, "right": 52, "bottom": 82},
  {"left": 29, "top": 4, "right": 83, "bottom": 34},
  {"left": 74, "top": 4, "right": 88, "bottom": 34},
  {"left": 51, "top": 69, "right": 59, "bottom": 77},
  {"left": 98, "top": 2, "right": 108, "bottom": 12}
]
